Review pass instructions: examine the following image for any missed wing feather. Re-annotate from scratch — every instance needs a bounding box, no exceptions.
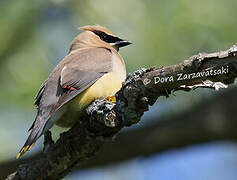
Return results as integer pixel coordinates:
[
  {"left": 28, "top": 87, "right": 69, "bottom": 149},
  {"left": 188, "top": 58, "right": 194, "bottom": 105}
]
[{"left": 18, "top": 47, "right": 113, "bottom": 158}]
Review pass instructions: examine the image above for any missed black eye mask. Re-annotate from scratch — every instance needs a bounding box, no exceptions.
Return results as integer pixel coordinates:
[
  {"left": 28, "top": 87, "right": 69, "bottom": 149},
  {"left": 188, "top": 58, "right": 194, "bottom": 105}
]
[{"left": 93, "top": 30, "right": 122, "bottom": 43}]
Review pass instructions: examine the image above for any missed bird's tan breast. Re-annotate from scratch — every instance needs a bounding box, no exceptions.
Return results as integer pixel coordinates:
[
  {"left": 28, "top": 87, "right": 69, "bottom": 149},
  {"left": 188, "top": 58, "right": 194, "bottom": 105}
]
[{"left": 56, "top": 51, "right": 126, "bottom": 127}]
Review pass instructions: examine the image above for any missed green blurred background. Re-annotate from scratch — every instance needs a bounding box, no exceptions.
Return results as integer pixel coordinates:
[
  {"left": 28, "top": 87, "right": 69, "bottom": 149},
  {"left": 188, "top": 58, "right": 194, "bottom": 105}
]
[{"left": 1, "top": 0, "right": 237, "bottom": 179}]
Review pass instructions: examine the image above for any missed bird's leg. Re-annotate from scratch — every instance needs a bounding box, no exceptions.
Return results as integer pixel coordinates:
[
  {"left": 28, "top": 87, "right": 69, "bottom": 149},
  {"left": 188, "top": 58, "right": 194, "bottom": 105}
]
[
  {"left": 105, "top": 95, "right": 116, "bottom": 103},
  {"left": 43, "top": 130, "right": 54, "bottom": 153}
]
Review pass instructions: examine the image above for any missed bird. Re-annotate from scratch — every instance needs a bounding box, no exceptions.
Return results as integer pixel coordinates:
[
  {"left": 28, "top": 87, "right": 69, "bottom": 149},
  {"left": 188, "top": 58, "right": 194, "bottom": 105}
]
[{"left": 16, "top": 25, "right": 132, "bottom": 159}]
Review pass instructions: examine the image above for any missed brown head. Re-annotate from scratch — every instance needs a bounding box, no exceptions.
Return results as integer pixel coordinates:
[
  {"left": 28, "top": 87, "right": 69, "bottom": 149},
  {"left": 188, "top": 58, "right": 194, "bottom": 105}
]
[{"left": 69, "top": 25, "right": 132, "bottom": 52}]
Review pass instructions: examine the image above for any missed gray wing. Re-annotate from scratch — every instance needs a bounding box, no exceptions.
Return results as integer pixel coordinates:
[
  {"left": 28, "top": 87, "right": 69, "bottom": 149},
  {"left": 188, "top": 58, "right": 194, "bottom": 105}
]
[{"left": 19, "top": 48, "right": 113, "bottom": 156}]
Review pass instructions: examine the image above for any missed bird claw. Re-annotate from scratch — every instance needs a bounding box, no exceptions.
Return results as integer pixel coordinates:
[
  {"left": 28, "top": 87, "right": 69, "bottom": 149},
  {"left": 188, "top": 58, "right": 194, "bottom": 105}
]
[{"left": 105, "top": 95, "right": 116, "bottom": 103}]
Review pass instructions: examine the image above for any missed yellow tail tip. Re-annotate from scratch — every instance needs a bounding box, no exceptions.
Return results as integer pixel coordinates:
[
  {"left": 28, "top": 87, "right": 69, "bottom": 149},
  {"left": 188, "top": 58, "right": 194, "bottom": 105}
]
[
  {"left": 28, "top": 143, "right": 35, "bottom": 151},
  {"left": 16, "top": 153, "right": 21, "bottom": 159},
  {"left": 16, "top": 151, "right": 24, "bottom": 159},
  {"left": 16, "top": 143, "right": 35, "bottom": 159}
]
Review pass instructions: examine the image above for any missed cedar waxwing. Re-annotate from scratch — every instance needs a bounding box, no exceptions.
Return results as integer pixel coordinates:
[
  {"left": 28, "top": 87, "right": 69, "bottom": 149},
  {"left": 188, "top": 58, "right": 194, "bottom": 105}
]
[{"left": 17, "top": 25, "right": 132, "bottom": 159}]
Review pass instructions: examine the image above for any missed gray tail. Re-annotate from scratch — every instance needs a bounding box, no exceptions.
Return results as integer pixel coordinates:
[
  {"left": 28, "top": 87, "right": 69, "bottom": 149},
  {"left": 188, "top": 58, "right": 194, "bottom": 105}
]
[{"left": 17, "top": 116, "right": 46, "bottom": 159}]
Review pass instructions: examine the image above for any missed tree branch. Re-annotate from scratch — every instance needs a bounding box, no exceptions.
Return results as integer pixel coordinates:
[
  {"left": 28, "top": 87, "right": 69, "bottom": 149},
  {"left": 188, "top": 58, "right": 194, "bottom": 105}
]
[
  {"left": 81, "top": 87, "right": 237, "bottom": 169},
  {"left": 1, "top": 87, "right": 237, "bottom": 179},
  {"left": 6, "top": 44, "right": 237, "bottom": 179}
]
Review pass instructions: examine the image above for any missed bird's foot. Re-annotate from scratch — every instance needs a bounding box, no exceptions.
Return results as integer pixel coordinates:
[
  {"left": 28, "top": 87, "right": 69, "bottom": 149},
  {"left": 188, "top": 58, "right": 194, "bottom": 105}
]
[
  {"left": 43, "top": 130, "right": 54, "bottom": 153},
  {"left": 122, "top": 81, "right": 126, "bottom": 87},
  {"left": 105, "top": 95, "right": 116, "bottom": 103}
]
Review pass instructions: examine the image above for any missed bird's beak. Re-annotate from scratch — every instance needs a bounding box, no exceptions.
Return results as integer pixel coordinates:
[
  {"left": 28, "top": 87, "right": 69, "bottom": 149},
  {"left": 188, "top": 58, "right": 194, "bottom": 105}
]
[{"left": 110, "top": 40, "right": 132, "bottom": 48}]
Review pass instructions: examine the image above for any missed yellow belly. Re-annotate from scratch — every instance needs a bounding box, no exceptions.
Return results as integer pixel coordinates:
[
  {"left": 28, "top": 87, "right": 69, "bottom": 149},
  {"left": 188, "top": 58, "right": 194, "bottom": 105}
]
[{"left": 56, "top": 72, "right": 124, "bottom": 127}]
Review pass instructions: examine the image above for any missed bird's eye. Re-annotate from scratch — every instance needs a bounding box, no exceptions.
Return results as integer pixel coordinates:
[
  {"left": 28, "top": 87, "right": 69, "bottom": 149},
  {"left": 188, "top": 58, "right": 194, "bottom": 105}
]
[
  {"left": 93, "top": 30, "right": 122, "bottom": 43},
  {"left": 101, "top": 33, "right": 107, "bottom": 41},
  {"left": 93, "top": 31, "right": 108, "bottom": 42}
]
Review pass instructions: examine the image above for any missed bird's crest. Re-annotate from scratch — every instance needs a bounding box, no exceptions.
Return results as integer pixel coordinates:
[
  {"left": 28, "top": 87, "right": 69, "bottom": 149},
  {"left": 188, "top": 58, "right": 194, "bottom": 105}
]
[{"left": 78, "top": 25, "right": 116, "bottom": 37}]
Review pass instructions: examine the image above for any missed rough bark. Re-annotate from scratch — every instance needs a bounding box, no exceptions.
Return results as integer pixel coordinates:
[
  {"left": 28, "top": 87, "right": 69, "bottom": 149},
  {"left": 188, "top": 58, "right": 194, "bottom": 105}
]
[
  {"left": 5, "top": 44, "right": 237, "bottom": 179},
  {"left": 82, "top": 87, "right": 237, "bottom": 168},
  {"left": 1, "top": 87, "right": 237, "bottom": 179}
]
